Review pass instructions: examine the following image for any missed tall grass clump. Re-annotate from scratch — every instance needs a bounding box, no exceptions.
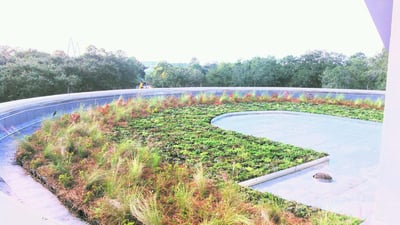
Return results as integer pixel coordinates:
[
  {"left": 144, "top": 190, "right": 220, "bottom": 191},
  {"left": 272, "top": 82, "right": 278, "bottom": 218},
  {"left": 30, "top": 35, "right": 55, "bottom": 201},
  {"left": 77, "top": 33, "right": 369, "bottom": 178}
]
[
  {"left": 174, "top": 183, "right": 194, "bottom": 214},
  {"left": 128, "top": 157, "right": 144, "bottom": 183},
  {"left": 193, "top": 164, "right": 208, "bottom": 197},
  {"left": 130, "top": 195, "right": 162, "bottom": 225}
]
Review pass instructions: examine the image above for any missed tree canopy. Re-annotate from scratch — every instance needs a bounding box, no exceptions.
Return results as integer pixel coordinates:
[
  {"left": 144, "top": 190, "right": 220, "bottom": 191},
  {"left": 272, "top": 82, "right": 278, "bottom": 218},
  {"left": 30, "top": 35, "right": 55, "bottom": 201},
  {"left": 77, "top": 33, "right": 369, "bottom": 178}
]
[
  {"left": 146, "top": 50, "right": 387, "bottom": 90},
  {"left": 0, "top": 46, "right": 387, "bottom": 103},
  {"left": 0, "top": 46, "right": 145, "bottom": 102}
]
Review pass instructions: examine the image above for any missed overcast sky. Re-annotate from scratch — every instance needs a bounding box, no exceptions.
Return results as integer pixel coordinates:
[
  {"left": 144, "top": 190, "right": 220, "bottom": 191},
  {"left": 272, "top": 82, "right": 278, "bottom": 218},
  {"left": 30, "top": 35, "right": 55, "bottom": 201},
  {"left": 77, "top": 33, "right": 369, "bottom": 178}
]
[{"left": 1, "top": 0, "right": 383, "bottom": 63}]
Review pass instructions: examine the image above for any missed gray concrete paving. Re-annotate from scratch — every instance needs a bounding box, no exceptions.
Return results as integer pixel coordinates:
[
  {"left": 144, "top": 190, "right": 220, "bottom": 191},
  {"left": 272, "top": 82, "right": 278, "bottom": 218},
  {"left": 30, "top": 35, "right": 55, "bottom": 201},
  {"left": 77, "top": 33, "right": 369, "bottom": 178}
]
[
  {"left": 0, "top": 191, "right": 62, "bottom": 225},
  {"left": 212, "top": 111, "right": 381, "bottom": 219},
  {"left": 0, "top": 127, "right": 86, "bottom": 225}
]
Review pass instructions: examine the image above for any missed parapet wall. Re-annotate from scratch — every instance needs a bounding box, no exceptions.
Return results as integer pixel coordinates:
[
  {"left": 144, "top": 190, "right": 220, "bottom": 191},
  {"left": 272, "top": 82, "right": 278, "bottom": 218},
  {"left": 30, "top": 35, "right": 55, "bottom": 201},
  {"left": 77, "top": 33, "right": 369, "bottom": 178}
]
[{"left": 0, "top": 87, "right": 384, "bottom": 141}]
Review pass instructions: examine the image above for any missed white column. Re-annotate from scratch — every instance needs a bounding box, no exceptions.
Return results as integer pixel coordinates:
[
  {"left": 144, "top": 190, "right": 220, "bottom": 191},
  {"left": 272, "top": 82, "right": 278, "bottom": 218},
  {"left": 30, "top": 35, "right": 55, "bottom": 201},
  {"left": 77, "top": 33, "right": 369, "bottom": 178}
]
[{"left": 371, "top": 1, "right": 400, "bottom": 224}]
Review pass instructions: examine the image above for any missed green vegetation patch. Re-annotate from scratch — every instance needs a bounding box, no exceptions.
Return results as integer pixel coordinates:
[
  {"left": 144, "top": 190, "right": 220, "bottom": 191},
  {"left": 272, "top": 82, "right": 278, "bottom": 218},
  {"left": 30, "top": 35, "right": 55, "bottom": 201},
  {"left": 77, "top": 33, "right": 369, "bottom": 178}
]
[
  {"left": 16, "top": 93, "right": 379, "bottom": 224},
  {"left": 120, "top": 102, "right": 381, "bottom": 182}
]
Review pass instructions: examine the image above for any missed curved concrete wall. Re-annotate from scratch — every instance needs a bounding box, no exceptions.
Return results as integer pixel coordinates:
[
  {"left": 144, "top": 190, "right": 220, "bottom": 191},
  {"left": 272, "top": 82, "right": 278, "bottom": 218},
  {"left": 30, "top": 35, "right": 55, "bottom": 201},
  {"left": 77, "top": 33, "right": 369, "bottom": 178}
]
[{"left": 0, "top": 87, "right": 384, "bottom": 141}]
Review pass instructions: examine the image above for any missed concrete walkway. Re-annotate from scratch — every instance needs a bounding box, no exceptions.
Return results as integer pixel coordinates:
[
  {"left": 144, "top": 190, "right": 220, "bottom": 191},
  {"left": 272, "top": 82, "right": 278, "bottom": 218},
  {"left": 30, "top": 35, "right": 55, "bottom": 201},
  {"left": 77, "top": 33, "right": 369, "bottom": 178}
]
[
  {"left": 0, "top": 191, "right": 61, "bottom": 225},
  {"left": 212, "top": 111, "right": 381, "bottom": 219},
  {"left": 0, "top": 126, "right": 86, "bottom": 225}
]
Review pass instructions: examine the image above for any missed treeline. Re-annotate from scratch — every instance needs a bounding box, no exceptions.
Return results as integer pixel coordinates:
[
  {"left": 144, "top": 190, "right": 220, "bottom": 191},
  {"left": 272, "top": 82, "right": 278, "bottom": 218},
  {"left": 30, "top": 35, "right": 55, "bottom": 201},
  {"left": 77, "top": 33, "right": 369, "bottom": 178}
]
[
  {"left": 146, "top": 50, "right": 387, "bottom": 90},
  {"left": 0, "top": 46, "right": 145, "bottom": 102},
  {"left": 0, "top": 46, "right": 387, "bottom": 103}
]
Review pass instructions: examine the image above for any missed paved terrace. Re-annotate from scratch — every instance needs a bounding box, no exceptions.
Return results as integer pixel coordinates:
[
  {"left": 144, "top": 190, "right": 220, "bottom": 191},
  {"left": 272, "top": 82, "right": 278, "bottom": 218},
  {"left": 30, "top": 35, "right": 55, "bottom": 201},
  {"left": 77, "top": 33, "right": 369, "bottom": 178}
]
[
  {"left": 212, "top": 111, "right": 381, "bottom": 219},
  {"left": 0, "top": 88, "right": 384, "bottom": 224}
]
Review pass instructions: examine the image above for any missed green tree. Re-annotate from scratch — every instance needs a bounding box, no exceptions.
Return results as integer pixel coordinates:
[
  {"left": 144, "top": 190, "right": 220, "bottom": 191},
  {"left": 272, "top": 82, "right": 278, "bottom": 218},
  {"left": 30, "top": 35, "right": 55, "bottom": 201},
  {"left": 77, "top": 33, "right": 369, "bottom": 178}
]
[
  {"left": 247, "top": 57, "right": 283, "bottom": 87},
  {"left": 75, "top": 46, "right": 144, "bottom": 91},
  {"left": 146, "top": 62, "right": 173, "bottom": 87},
  {"left": 292, "top": 50, "right": 343, "bottom": 88},
  {"left": 205, "top": 63, "right": 234, "bottom": 87},
  {"left": 0, "top": 46, "right": 145, "bottom": 102},
  {"left": 278, "top": 55, "right": 298, "bottom": 86},
  {"left": 0, "top": 56, "right": 59, "bottom": 101},
  {"left": 322, "top": 53, "right": 370, "bottom": 89},
  {"left": 364, "top": 49, "right": 388, "bottom": 90}
]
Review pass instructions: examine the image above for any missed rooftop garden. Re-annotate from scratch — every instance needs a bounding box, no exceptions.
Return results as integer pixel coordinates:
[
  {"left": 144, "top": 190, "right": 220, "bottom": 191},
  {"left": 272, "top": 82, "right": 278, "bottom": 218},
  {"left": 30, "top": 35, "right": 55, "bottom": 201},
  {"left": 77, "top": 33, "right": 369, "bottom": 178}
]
[{"left": 16, "top": 92, "right": 383, "bottom": 224}]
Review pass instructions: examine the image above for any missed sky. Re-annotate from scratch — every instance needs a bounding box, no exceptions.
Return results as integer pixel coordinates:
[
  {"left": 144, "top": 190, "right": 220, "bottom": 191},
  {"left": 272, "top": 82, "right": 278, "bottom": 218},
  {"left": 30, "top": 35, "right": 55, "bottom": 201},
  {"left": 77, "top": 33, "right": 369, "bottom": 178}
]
[{"left": 1, "top": 0, "right": 383, "bottom": 63}]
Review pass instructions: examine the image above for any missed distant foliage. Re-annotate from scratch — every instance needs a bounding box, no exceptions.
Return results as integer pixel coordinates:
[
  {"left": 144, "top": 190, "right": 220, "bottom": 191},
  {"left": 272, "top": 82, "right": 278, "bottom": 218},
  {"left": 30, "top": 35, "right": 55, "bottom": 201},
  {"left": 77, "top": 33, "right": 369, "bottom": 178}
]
[
  {"left": 146, "top": 50, "right": 387, "bottom": 90},
  {"left": 0, "top": 46, "right": 387, "bottom": 102},
  {"left": 0, "top": 45, "right": 145, "bottom": 102},
  {"left": 322, "top": 51, "right": 387, "bottom": 90},
  {"left": 146, "top": 59, "right": 205, "bottom": 88}
]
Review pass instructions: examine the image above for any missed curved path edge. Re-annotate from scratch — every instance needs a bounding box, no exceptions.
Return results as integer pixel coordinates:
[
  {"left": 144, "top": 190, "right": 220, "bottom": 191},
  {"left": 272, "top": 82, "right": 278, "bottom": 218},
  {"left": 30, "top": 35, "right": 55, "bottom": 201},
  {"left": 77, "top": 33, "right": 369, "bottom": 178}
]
[
  {"left": 238, "top": 156, "right": 330, "bottom": 187},
  {"left": 212, "top": 111, "right": 332, "bottom": 187}
]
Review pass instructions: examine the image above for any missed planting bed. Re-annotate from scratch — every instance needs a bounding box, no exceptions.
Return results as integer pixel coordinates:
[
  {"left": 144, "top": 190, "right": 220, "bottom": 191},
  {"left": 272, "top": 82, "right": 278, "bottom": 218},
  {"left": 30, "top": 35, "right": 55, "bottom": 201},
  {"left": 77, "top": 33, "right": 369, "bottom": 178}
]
[{"left": 16, "top": 93, "right": 382, "bottom": 224}]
